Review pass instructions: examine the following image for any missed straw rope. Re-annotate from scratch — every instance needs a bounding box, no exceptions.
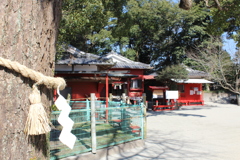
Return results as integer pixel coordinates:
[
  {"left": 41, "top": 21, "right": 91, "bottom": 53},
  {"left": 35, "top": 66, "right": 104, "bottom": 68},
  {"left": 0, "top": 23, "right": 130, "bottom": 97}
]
[
  {"left": 24, "top": 84, "right": 51, "bottom": 135},
  {"left": 0, "top": 56, "right": 67, "bottom": 135},
  {"left": 0, "top": 57, "right": 66, "bottom": 90}
]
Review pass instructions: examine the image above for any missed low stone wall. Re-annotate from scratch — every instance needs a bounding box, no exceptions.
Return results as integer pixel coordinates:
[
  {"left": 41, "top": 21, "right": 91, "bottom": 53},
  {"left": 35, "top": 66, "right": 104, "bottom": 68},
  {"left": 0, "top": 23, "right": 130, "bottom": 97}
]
[{"left": 203, "top": 92, "right": 232, "bottom": 104}]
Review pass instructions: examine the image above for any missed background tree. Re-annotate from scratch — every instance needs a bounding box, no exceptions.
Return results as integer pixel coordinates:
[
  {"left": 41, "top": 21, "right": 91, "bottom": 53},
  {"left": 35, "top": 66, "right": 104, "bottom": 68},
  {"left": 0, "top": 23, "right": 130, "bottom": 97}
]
[
  {"left": 156, "top": 64, "right": 189, "bottom": 89},
  {"left": 0, "top": 1, "right": 62, "bottom": 159},
  {"left": 59, "top": 0, "right": 211, "bottom": 67},
  {"left": 112, "top": 0, "right": 211, "bottom": 70},
  {"left": 59, "top": 0, "right": 239, "bottom": 91},
  {"left": 207, "top": 0, "right": 240, "bottom": 47},
  {"left": 179, "top": 0, "right": 240, "bottom": 46},
  {"left": 187, "top": 36, "right": 240, "bottom": 105},
  {"left": 58, "top": 0, "right": 127, "bottom": 55}
]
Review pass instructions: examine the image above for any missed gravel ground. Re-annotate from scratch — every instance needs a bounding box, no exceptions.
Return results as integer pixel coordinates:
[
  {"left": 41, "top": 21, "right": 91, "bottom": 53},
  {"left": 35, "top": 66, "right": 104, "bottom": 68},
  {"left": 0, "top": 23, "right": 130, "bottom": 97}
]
[{"left": 100, "top": 102, "right": 240, "bottom": 160}]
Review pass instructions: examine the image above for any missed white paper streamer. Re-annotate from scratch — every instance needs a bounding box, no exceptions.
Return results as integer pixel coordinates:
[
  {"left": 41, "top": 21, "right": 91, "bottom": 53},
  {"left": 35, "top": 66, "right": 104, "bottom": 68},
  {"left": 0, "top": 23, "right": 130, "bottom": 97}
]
[{"left": 55, "top": 87, "right": 77, "bottom": 149}]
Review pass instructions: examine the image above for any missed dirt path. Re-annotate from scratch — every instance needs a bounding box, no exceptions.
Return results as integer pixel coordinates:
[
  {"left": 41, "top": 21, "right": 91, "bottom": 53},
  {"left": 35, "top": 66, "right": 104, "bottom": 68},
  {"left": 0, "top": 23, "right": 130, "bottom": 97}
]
[{"left": 100, "top": 102, "right": 240, "bottom": 160}]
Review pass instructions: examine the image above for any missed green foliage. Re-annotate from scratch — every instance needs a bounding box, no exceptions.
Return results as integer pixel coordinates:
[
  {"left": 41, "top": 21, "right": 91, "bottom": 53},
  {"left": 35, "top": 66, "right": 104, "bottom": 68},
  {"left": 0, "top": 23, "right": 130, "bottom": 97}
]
[
  {"left": 205, "top": 0, "right": 240, "bottom": 47},
  {"left": 58, "top": 0, "right": 127, "bottom": 55},
  {"left": 58, "top": 0, "right": 239, "bottom": 97},
  {"left": 59, "top": 0, "right": 239, "bottom": 80},
  {"left": 122, "top": 48, "right": 137, "bottom": 61},
  {"left": 156, "top": 64, "right": 188, "bottom": 82},
  {"left": 59, "top": 0, "right": 211, "bottom": 66},
  {"left": 116, "top": 0, "right": 211, "bottom": 69},
  {"left": 187, "top": 0, "right": 240, "bottom": 47},
  {"left": 51, "top": 104, "right": 59, "bottom": 111},
  {"left": 154, "top": 64, "right": 188, "bottom": 88}
]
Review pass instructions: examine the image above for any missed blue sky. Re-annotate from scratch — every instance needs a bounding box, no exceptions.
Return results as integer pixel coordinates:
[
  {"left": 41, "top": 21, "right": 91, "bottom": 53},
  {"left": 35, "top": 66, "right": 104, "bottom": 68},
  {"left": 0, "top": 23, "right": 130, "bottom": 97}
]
[{"left": 222, "top": 33, "right": 238, "bottom": 57}]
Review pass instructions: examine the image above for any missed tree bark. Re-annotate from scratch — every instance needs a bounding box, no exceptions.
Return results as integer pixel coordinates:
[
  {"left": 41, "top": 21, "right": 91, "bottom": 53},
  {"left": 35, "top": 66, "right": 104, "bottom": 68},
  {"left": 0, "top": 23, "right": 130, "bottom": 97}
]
[
  {"left": 179, "top": 0, "right": 192, "bottom": 10},
  {"left": 0, "top": 0, "right": 62, "bottom": 159},
  {"left": 237, "top": 94, "right": 240, "bottom": 106}
]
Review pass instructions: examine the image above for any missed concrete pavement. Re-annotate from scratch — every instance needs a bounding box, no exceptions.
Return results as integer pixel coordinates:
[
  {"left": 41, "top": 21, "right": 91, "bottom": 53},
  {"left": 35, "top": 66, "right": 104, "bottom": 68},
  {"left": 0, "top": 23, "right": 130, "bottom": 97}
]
[{"left": 100, "top": 102, "right": 240, "bottom": 160}]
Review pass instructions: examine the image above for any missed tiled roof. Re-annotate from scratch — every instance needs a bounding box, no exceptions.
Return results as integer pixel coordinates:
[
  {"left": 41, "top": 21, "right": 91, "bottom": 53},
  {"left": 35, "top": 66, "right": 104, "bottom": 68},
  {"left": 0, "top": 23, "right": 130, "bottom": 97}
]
[
  {"left": 56, "top": 45, "right": 152, "bottom": 69},
  {"left": 186, "top": 67, "right": 208, "bottom": 78},
  {"left": 56, "top": 45, "right": 113, "bottom": 65},
  {"left": 103, "top": 51, "right": 152, "bottom": 69},
  {"left": 145, "top": 66, "right": 209, "bottom": 79},
  {"left": 172, "top": 79, "right": 213, "bottom": 83},
  {"left": 111, "top": 62, "right": 151, "bottom": 69}
]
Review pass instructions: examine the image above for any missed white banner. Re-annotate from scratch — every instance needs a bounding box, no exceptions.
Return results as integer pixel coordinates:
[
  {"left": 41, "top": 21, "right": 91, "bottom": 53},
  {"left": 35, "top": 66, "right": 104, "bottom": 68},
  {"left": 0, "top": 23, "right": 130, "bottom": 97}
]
[{"left": 166, "top": 90, "right": 179, "bottom": 99}]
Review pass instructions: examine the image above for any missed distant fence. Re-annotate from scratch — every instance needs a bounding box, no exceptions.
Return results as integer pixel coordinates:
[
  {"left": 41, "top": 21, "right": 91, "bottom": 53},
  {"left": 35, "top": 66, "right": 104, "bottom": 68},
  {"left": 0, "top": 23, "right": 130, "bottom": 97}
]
[{"left": 50, "top": 99, "right": 144, "bottom": 160}]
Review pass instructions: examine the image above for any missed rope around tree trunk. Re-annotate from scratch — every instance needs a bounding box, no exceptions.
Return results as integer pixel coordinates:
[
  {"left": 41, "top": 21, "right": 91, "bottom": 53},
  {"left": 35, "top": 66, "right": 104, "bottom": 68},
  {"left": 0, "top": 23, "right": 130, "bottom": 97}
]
[
  {"left": 0, "top": 57, "right": 66, "bottom": 135},
  {"left": 0, "top": 57, "right": 66, "bottom": 90}
]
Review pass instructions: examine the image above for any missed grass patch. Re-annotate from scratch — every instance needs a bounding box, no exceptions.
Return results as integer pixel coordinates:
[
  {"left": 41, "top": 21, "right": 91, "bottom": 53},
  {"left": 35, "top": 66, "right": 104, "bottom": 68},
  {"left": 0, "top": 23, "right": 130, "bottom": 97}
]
[{"left": 50, "top": 122, "right": 139, "bottom": 159}]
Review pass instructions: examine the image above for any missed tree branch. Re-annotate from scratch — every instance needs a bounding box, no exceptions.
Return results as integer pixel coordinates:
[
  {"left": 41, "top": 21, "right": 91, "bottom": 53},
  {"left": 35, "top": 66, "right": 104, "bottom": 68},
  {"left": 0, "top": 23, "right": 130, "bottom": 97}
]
[
  {"left": 186, "top": 36, "right": 239, "bottom": 94},
  {"left": 213, "top": 0, "right": 222, "bottom": 10}
]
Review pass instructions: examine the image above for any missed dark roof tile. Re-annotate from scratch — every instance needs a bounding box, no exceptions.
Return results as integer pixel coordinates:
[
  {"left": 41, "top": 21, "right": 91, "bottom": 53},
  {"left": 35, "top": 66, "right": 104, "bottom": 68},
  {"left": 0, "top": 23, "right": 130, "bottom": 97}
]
[{"left": 56, "top": 45, "right": 152, "bottom": 69}]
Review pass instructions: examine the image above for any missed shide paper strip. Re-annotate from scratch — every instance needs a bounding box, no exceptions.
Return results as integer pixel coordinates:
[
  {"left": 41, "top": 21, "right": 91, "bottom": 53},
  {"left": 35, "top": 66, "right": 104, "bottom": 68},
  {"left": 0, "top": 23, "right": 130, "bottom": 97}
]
[{"left": 55, "top": 87, "right": 76, "bottom": 149}]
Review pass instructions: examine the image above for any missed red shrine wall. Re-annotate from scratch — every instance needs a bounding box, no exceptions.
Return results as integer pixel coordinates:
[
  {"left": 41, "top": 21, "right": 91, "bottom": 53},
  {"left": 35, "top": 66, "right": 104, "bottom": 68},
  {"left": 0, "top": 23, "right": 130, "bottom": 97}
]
[
  {"left": 55, "top": 69, "right": 147, "bottom": 100},
  {"left": 178, "top": 83, "right": 203, "bottom": 105},
  {"left": 67, "top": 82, "right": 100, "bottom": 99}
]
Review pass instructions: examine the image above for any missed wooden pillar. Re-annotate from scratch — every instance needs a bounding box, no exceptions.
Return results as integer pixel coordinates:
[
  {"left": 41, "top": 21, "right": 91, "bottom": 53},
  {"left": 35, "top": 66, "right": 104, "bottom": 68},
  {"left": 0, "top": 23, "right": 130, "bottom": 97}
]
[
  {"left": 142, "top": 93, "right": 147, "bottom": 139},
  {"left": 127, "top": 78, "right": 130, "bottom": 97},
  {"left": 105, "top": 74, "right": 109, "bottom": 122},
  {"left": 106, "top": 74, "right": 109, "bottom": 108},
  {"left": 200, "top": 83, "right": 204, "bottom": 105}
]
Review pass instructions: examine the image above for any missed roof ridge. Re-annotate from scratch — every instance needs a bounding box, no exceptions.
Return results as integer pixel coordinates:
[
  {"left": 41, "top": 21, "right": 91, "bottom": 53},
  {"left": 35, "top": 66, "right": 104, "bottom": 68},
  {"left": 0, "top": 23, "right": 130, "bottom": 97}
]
[{"left": 106, "top": 51, "right": 140, "bottom": 63}]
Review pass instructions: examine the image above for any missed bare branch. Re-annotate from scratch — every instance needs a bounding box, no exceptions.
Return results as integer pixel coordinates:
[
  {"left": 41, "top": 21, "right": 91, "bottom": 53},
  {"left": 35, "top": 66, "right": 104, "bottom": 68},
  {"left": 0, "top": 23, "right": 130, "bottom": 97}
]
[{"left": 186, "top": 36, "right": 240, "bottom": 94}]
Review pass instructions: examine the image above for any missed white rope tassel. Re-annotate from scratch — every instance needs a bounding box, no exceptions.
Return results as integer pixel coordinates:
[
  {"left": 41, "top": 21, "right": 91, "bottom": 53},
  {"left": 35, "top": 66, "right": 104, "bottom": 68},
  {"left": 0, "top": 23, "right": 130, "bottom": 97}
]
[
  {"left": 24, "top": 84, "right": 51, "bottom": 135},
  {"left": 55, "top": 86, "right": 76, "bottom": 149}
]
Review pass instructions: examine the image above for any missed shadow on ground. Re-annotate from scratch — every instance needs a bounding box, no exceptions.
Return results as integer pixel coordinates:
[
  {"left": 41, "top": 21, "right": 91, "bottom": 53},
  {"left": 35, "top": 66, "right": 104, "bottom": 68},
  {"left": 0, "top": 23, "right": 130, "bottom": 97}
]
[
  {"left": 100, "top": 130, "right": 216, "bottom": 160},
  {"left": 147, "top": 111, "right": 206, "bottom": 118}
]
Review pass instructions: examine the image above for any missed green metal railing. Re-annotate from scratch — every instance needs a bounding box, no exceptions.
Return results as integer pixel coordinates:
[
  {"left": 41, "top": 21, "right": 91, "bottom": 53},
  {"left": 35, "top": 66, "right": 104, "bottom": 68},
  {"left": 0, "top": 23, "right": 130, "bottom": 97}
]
[{"left": 50, "top": 100, "right": 144, "bottom": 160}]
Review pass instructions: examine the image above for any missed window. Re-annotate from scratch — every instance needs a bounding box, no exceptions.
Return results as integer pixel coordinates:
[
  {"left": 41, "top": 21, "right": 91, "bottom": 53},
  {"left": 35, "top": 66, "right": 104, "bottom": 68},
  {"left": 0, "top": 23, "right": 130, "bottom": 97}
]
[
  {"left": 153, "top": 90, "right": 164, "bottom": 99},
  {"left": 178, "top": 85, "right": 185, "bottom": 93},
  {"left": 130, "top": 79, "right": 142, "bottom": 89}
]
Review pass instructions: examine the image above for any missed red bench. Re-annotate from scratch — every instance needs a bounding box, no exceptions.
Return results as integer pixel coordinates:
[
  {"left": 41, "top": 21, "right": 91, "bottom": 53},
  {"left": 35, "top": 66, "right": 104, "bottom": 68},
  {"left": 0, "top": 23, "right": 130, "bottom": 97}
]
[{"left": 130, "top": 125, "right": 141, "bottom": 136}]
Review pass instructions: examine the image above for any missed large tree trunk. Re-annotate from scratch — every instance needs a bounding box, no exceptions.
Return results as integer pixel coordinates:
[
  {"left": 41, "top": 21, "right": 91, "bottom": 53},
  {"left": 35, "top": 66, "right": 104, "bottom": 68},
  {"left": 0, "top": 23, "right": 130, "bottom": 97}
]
[
  {"left": 237, "top": 94, "right": 240, "bottom": 106},
  {"left": 0, "top": 1, "right": 62, "bottom": 159}
]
